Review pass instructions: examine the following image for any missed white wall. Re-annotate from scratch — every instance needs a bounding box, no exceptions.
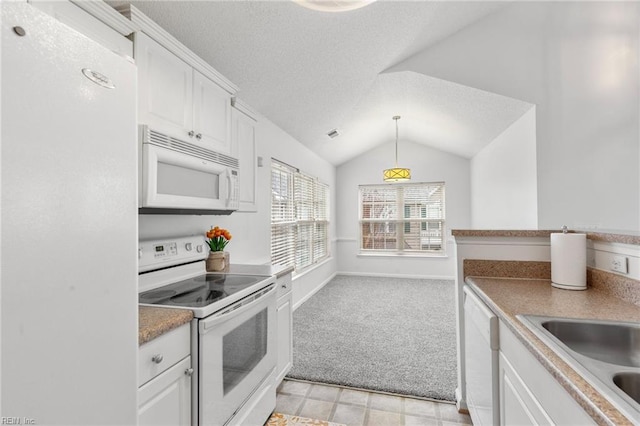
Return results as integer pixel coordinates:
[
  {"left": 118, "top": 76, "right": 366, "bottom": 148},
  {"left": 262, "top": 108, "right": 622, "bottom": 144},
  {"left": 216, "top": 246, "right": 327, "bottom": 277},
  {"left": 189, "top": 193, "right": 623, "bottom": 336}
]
[
  {"left": 389, "top": 2, "right": 640, "bottom": 233},
  {"left": 471, "top": 107, "right": 538, "bottom": 229},
  {"left": 336, "top": 140, "right": 471, "bottom": 279},
  {"left": 139, "top": 113, "right": 337, "bottom": 307}
]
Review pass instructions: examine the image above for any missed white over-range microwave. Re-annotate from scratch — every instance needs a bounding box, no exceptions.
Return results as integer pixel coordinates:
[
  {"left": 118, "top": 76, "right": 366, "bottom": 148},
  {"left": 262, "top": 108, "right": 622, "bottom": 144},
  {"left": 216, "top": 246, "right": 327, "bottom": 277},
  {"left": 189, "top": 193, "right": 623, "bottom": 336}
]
[{"left": 139, "top": 125, "right": 239, "bottom": 214}]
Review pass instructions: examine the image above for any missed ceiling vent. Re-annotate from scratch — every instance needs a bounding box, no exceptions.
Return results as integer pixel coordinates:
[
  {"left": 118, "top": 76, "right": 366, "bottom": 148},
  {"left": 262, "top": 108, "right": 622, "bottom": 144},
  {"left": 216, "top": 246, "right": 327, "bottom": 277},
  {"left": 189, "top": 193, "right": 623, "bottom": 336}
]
[{"left": 327, "top": 129, "right": 340, "bottom": 139}]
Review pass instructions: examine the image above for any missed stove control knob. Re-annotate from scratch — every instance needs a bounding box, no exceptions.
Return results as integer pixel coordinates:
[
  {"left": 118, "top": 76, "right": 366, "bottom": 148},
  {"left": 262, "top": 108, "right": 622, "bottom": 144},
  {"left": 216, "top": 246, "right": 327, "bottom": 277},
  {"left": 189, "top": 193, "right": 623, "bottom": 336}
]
[
  {"left": 196, "top": 244, "right": 203, "bottom": 253},
  {"left": 185, "top": 243, "right": 193, "bottom": 251}
]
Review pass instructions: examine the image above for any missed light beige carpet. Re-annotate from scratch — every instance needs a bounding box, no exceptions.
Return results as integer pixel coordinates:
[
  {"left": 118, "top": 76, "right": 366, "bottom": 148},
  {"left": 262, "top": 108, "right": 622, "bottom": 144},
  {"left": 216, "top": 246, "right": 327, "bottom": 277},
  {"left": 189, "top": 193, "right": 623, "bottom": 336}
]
[
  {"left": 288, "top": 275, "right": 457, "bottom": 400},
  {"left": 265, "top": 412, "right": 345, "bottom": 426}
]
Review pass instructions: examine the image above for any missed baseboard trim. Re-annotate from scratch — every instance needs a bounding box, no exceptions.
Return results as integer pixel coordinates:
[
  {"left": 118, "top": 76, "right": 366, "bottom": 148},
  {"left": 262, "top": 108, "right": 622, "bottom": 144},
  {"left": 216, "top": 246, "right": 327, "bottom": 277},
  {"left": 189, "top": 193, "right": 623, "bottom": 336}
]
[
  {"left": 292, "top": 271, "right": 337, "bottom": 311},
  {"left": 337, "top": 271, "right": 455, "bottom": 280},
  {"left": 455, "top": 387, "right": 468, "bottom": 412}
]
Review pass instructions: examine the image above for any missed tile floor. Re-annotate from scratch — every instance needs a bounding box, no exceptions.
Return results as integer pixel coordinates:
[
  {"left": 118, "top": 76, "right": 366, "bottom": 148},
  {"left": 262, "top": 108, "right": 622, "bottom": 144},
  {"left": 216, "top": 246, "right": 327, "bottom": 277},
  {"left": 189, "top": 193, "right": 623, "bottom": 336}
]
[{"left": 276, "top": 379, "right": 473, "bottom": 426}]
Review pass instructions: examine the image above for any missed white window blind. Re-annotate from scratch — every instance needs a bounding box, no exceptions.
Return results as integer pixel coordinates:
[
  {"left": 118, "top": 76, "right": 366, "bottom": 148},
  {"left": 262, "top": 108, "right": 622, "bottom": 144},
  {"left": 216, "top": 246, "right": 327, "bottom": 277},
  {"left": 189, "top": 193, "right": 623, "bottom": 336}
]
[
  {"left": 271, "top": 160, "right": 330, "bottom": 272},
  {"left": 359, "top": 182, "right": 445, "bottom": 254},
  {"left": 271, "top": 163, "right": 295, "bottom": 267}
]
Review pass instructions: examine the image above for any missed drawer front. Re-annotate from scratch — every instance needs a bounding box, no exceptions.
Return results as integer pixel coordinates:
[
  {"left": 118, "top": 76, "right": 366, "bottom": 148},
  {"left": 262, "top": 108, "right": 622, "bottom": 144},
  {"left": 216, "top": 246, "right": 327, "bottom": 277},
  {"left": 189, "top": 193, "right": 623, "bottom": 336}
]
[
  {"left": 139, "top": 323, "right": 190, "bottom": 387},
  {"left": 276, "top": 273, "right": 292, "bottom": 299}
]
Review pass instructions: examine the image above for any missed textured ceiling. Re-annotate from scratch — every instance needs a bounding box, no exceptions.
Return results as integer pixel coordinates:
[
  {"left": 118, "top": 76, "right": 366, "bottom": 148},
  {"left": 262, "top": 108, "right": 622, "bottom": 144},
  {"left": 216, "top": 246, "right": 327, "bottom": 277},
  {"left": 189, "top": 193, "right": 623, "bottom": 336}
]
[
  {"left": 108, "top": 1, "right": 531, "bottom": 165},
  {"left": 313, "top": 71, "right": 533, "bottom": 164}
]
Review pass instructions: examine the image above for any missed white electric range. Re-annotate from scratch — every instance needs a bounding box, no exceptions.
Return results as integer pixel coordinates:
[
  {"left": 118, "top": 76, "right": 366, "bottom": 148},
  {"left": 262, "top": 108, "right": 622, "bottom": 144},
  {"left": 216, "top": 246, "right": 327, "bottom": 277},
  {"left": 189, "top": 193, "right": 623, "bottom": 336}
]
[{"left": 139, "top": 236, "right": 277, "bottom": 426}]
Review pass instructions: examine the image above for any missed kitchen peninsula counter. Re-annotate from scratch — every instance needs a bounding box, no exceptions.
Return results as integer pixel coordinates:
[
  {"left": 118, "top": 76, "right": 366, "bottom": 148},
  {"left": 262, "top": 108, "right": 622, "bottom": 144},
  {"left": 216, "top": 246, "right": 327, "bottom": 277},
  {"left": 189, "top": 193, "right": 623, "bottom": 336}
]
[
  {"left": 466, "top": 276, "right": 640, "bottom": 425},
  {"left": 453, "top": 229, "right": 640, "bottom": 245}
]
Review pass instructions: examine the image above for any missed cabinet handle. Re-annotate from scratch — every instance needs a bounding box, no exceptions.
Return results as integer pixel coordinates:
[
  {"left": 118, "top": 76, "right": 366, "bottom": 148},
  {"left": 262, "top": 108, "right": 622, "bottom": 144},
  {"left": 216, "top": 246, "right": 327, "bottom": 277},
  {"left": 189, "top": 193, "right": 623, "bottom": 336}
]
[
  {"left": 281, "top": 284, "right": 288, "bottom": 289},
  {"left": 195, "top": 133, "right": 202, "bottom": 140},
  {"left": 151, "top": 354, "right": 163, "bottom": 364},
  {"left": 188, "top": 130, "right": 195, "bottom": 137},
  {"left": 185, "top": 368, "right": 194, "bottom": 377}
]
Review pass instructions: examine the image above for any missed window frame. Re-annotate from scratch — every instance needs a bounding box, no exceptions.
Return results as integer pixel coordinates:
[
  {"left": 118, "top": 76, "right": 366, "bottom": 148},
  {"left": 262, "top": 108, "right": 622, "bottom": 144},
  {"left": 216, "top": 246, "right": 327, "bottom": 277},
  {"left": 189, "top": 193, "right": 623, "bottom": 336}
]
[
  {"left": 271, "top": 159, "right": 330, "bottom": 273},
  {"left": 358, "top": 182, "right": 446, "bottom": 257}
]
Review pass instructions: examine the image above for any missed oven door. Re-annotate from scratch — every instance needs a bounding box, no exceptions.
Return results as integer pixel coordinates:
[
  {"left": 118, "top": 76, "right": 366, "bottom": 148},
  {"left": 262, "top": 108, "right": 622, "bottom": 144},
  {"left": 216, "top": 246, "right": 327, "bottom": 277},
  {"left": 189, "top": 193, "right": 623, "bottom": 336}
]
[
  {"left": 198, "top": 284, "right": 277, "bottom": 425},
  {"left": 141, "top": 142, "right": 237, "bottom": 210}
]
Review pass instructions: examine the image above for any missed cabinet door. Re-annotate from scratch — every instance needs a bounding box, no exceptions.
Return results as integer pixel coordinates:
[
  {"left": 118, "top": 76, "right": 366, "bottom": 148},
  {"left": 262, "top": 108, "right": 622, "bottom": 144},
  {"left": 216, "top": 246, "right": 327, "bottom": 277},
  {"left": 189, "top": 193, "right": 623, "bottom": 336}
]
[
  {"left": 138, "top": 357, "right": 192, "bottom": 426},
  {"left": 136, "top": 32, "right": 193, "bottom": 140},
  {"left": 499, "top": 353, "right": 552, "bottom": 426},
  {"left": 499, "top": 322, "right": 595, "bottom": 425},
  {"left": 276, "top": 294, "right": 293, "bottom": 384},
  {"left": 232, "top": 107, "right": 258, "bottom": 211},
  {"left": 193, "top": 71, "right": 232, "bottom": 153}
]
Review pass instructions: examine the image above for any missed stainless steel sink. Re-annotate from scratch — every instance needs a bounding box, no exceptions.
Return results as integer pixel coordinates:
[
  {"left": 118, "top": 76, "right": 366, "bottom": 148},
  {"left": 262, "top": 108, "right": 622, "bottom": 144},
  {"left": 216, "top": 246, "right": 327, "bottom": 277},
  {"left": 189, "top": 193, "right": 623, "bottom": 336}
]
[
  {"left": 541, "top": 319, "right": 640, "bottom": 367},
  {"left": 614, "top": 373, "right": 640, "bottom": 404},
  {"left": 518, "top": 315, "right": 640, "bottom": 422}
]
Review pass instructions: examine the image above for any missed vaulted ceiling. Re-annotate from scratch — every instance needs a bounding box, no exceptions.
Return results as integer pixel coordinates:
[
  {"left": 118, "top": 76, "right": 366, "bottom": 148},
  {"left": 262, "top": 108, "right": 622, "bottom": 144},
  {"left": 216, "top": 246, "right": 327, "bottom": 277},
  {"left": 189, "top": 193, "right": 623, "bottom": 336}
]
[{"left": 108, "top": 1, "right": 533, "bottom": 165}]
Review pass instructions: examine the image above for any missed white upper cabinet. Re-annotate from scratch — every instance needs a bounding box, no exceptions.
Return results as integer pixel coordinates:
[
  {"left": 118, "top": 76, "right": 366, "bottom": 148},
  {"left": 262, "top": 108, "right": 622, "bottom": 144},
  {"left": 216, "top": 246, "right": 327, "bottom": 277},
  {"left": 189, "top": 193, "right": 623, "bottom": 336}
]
[
  {"left": 193, "top": 71, "right": 232, "bottom": 153},
  {"left": 136, "top": 32, "right": 192, "bottom": 136},
  {"left": 232, "top": 102, "right": 258, "bottom": 211},
  {"left": 135, "top": 31, "right": 232, "bottom": 154}
]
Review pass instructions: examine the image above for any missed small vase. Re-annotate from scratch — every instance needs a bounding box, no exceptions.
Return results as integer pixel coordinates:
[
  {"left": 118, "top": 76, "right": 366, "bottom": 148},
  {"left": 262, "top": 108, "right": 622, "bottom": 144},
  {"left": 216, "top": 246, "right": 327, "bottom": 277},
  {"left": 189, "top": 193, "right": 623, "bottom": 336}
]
[{"left": 206, "top": 251, "right": 226, "bottom": 272}]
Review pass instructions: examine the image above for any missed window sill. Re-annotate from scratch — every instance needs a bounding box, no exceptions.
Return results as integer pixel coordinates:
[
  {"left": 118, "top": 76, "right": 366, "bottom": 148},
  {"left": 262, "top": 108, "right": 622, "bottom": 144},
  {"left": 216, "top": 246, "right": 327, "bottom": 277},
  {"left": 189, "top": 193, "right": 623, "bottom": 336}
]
[{"left": 357, "top": 252, "right": 449, "bottom": 259}]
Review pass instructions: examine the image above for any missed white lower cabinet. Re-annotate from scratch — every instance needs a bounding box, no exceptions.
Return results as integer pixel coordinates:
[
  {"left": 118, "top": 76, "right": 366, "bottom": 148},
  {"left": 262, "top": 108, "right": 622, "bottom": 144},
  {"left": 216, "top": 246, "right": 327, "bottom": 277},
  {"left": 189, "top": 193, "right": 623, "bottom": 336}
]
[
  {"left": 276, "top": 273, "right": 293, "bottom": 384},
  {"left": 463, "top": 286, "right": 499, "bottom": 426},
  {"left": 498, "top": 321, "right": 595, "bottom": 425},
  {"left": 499, "top": 353, "right": 552, "bottom": 425},
  {"left": 138, "top": 323, "right": 192, "bottom": 426},
  {"left": 463, "top": 287, "right": 596, "bottom": 425},
  {"left": 138, "top": 357, "right": 192, "bottom": 426}
]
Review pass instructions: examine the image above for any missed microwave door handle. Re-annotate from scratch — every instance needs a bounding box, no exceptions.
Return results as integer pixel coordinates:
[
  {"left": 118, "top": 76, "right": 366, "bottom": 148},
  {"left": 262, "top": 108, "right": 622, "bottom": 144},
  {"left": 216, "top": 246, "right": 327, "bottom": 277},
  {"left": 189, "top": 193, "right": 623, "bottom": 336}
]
[{"left": 199, "top": 284, "right": 276, "bottom": 333}]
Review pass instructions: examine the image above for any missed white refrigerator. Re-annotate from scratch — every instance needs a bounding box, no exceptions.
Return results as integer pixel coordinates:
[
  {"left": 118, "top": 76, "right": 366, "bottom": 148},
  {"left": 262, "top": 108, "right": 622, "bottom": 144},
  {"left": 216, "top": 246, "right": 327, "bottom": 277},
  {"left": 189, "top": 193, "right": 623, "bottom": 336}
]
[{"left": 1, "top": 3, "right": 138, "bottom": 424}]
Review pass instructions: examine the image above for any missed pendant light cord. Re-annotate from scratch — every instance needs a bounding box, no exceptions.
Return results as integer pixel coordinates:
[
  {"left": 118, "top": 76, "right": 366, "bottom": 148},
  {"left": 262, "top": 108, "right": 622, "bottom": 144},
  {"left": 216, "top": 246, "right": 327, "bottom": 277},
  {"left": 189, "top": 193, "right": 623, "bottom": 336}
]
[{"left": 393, "top": 115, "right": 401, "bottom": 167}]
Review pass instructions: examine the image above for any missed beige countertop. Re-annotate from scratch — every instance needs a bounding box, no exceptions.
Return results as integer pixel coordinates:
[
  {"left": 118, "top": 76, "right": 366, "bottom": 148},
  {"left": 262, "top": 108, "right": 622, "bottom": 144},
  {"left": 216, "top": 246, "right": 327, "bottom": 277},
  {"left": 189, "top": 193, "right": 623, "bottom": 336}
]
[
  {"left": 138, "top": 306, "right": 193, "bottom": 346},
  {"left": 466, "top": 276, "right": 640, "bottom": 426},
  {"left": 452, "top": 229, "right": 640, "bottom": 245}
]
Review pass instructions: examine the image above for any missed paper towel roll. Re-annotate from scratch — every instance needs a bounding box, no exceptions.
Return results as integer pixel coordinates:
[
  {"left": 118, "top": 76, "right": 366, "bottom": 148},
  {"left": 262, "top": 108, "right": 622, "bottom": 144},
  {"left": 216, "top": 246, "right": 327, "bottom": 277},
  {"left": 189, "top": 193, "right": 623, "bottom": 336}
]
[{"left": 551, "top": 232, "right": 587, "bottom": 290}]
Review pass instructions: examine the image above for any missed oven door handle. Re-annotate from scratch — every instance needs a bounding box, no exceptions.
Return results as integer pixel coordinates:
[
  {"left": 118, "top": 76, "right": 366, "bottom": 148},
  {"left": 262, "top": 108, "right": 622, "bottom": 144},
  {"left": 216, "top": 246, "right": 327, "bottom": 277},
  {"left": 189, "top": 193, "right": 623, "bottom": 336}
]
[{"left": 199, "top": 284, "right": 276, "bottom": 333}]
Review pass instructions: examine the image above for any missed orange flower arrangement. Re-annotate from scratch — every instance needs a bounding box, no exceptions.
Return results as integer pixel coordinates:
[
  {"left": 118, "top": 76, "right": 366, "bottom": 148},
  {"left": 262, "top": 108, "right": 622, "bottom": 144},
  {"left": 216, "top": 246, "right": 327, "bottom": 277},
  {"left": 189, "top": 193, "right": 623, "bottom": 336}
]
[{"left": 205, "top": 226, "right": 232, "bottom": 252}]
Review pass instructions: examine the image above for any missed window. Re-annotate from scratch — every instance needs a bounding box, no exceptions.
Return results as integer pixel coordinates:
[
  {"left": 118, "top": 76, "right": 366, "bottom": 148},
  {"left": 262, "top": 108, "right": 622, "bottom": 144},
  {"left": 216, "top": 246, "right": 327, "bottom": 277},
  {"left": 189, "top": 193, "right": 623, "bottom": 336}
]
[
  {"left": 359, "top": 182, "right": 445, "bottom": 254},
  {"left": 271, "top": 160, "right": 330, "bottom": 272}
]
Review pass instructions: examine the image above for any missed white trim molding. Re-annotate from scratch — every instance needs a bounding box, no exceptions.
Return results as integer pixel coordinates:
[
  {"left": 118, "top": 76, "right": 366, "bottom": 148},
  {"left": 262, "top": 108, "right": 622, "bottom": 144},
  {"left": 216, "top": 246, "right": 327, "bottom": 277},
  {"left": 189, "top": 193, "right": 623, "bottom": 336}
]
[
  {"left": 231, "top": 98, "right": 258, "bottom": 121},
  {"left": 71, "top": 0, "right": 137, "bottom": 35},
  {"left": 116, "top": 4, "right": 239, "bottom": 95},
  {"left": 337, "top": 271, "right": 454, "bottom": 281}
]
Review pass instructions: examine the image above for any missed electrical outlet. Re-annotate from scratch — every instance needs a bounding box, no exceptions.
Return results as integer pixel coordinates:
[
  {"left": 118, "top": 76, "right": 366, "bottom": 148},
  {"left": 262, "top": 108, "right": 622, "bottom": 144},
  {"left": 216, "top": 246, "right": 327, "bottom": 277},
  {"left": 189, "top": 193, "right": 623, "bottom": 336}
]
[{"left": 611, "top": 255, "right": 628, "bottom": 274}]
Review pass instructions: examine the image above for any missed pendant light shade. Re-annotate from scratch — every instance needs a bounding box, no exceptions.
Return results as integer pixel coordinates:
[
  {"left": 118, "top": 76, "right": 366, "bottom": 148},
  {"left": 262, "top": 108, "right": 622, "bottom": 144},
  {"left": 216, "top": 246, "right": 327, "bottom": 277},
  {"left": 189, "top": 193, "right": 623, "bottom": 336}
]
[{"left": 383, "top": 116, "right": 411, "bottom": 182}]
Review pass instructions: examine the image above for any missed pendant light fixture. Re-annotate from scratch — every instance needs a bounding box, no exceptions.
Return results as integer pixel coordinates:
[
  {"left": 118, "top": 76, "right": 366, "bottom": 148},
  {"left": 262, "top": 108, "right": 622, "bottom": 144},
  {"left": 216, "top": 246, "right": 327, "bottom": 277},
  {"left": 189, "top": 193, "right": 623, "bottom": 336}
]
[{"left": 383, "top": 116, "right": 411, "bottom": 182}]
